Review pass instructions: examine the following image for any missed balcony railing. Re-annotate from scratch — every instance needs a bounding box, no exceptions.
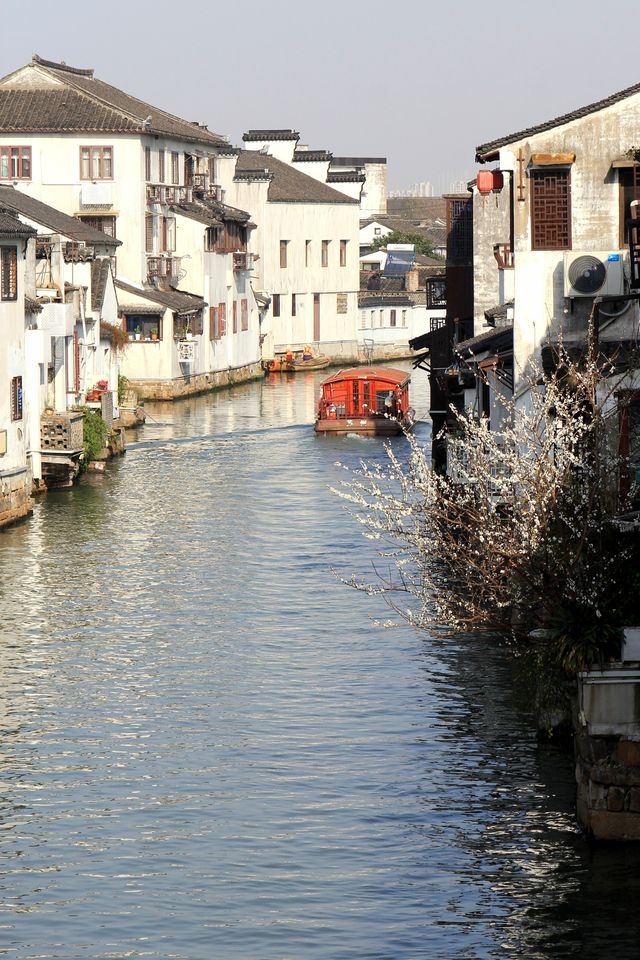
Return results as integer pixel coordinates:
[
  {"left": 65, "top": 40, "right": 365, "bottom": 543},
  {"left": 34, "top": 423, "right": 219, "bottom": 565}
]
[
  {"left": 147, "top": 184, "right": 193, "bottom": 206},
  {"left": 493, "top": 243, "right": 514, "bottom": 269},
  {"left": 147, "top": 255, "right": 182, "bottom": 283},
  {"left": 426, "top": 277, "right": 447, "bottom": 309},
  {"left": 233, "top": 251, "right": 253, "bottom": 271}
]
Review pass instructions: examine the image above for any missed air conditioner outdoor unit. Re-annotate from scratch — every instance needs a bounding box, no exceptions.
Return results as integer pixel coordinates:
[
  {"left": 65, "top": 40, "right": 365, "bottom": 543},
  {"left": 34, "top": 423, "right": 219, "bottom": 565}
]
[{"left": 564, "top": 252, "right": 625, "bottom": 298}]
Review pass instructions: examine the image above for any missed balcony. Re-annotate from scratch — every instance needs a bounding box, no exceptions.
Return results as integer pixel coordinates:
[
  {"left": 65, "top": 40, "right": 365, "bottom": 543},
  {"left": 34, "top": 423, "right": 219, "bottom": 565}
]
[
  {"left": 426, "top": 276, "right": 447, "bottom": 309},
  {"left": 233, "top": 251, "right": 253, "bottom": 271},
  {"left": 493, "top": 243, "right": 514, "bottom": 269},
  {"left": 147, "top": 255, "right": 183, "bottom": 284}
]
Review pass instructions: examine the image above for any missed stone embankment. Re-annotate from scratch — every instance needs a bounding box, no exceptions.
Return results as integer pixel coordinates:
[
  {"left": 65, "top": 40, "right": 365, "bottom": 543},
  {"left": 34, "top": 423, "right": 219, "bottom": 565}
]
[{"left": 575, "top": 662, "right": 640, "bottom": 840}]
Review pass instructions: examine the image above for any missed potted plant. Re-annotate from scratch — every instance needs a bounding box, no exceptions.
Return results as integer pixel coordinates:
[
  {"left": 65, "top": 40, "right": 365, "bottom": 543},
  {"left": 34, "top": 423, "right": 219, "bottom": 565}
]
[
  {"left": 150, "top": 329, "right": 158, "bottom": 341},
  {"left": 134, "top": 325, "right": 142, "bottom": 341}
]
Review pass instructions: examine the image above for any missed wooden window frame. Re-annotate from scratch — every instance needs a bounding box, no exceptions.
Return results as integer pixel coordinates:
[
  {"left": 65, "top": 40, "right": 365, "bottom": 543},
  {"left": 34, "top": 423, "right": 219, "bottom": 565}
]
[
  {"left": 291, "top": 293, "right": 296, "bottom": 317},
  {"left": 10, "top": 376, "right": 22, "bottom": 421},
  {"left": 123, "top": 313, "right": 162, "bottom": 341},
  {"left": 171, "top": 152, "right": 179, "bottom": 185},
  {"left": 390, "top": 309, "right": 397, "bottom": 327},
  {"left": 145, "top": 214, "right": 154, "bottom": 254},
  {"left": 80, "top": 146, "right": 113, "bottom": 181},
  {"left": 305, "top": 240, "right": 311, "bottom": 267},
  {"left": 0, "top": 146, "right": 31, "bottom": 180},
  {"left": 530, "top": 167, "right": 572, "bottom": 251},
  {"left": 218, "top": 303, "right": 226, "bottom": 336},
  {"left": 241, "top": 298, "right": 248, "bottom": 332},
  {"left": 158, "top": 150, "right": 165, "bottom": 184},
  {"left": 210, "top": 306, "right": 220, "bottom": 340},
  {"left": 232, "top": 301, "right": 238, "bottom": 334},
  {"left": 321, "top": 240, "right": 329, "bottom": 267},
  {"left": 340, "top": 239, "right": 347, "bottom": 267},
  {"left": 144, "top": 147, "right": 151, "bottom": 182},
  {"left": 280, "top": 240, "right": 288, "bottom": 268},
  {"left": 1, "top": 246, "right": 18, "bottom": 300},
  {"left": 272, "top": 293, "right": 281, "bottom": 318}
]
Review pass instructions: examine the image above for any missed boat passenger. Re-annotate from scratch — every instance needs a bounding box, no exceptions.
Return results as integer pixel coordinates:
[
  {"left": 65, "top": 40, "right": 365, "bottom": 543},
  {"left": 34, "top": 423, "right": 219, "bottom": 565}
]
[{"left": 302, "top": 344, "right": 314, "bottom": 360}]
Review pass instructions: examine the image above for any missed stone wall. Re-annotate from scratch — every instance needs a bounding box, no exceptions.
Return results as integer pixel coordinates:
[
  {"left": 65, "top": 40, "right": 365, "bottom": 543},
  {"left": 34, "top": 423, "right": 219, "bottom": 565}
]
[
  {"left": 575, "top": 664, "right": 640, "bottom": 840},
  {"left": 0, "top": 469, "right": 32, "bottom": 529},
  {"left": 128, "top": 361, "right": 265, "bottom": 401}
]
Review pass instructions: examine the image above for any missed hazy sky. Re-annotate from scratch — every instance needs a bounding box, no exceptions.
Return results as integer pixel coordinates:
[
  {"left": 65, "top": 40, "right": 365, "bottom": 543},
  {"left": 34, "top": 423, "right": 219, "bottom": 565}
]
[{"left": 3, "top": 0, "right": 640, "bottom": 194}]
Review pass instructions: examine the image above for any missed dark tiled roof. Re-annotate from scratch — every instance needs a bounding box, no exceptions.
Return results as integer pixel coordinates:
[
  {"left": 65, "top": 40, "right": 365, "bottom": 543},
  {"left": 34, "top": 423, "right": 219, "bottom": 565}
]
[
  {"left": 0, "top": 186, "right": 120, "bottom": 246},
  {"left": 456, "top": 324, "right": 513, "bottom": 356},
  {"left": 25, "top": 294, "right": 42, "bottom": 313},
  {"left": 293, "top": 150, "right": 332, "bottom": 162},
  {"left": 91, "top": 258, "right": 111, "bottom": 312},
  {"left": 327, "top": 171, "right": 365, "bottom": 183},
  {"left": 386, "top": 197, "right": 447, "bottom": 221},
  {"left": 0, "top": 207, "right": 36, "bottom": 238},
  {"left": 235, "top": 151, "right": 359, "bottom": 205},
  {"left": 242, "top": 129, "right": 299, "bottom": 141},
  {"left": 0, "top": 56, "right": 227, "bottom": 147},
  {"left": 332, "top": 156, "right": 386, "bottom": 165},
  {"left": 358, "top": 291, "right": 423, "bottom": 307},
  {"left": 484, "top": 300, "right": 514, "bottom": 325},
  {"left": 117, "top": 303, "right": 163, "bottom": 316},
  {"left": 476, "top": 81, "right": 640, "bottom": 159},
  {"left": 115, "top": 279, "right": 206, "bottom": 314},
  {"left": 171, "top": 196, "right": 249, "bottom": 225}
]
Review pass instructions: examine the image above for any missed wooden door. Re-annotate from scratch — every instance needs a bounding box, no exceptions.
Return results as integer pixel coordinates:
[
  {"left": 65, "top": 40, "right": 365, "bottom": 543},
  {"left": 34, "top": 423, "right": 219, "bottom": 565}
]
[{"left": 313, "top": 294, "right": 320, "bottom": 342}]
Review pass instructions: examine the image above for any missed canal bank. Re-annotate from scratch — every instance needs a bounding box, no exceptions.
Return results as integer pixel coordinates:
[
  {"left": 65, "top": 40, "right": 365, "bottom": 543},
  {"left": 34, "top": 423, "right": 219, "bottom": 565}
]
[{"left": 1, "top": 367, "right": 640, "bottom": 959}]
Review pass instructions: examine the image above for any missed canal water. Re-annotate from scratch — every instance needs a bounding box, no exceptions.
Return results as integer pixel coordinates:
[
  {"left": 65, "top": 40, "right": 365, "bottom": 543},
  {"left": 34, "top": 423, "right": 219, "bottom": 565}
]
[{"left": 0, "top": 366, "right": 639, "bottom": 959}]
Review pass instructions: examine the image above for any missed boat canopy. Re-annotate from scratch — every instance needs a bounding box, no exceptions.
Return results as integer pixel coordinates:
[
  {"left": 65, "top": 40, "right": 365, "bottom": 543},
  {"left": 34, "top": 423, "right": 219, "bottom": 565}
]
[{"left": 320, "top": 367, "right": 410, "bottom": 389}]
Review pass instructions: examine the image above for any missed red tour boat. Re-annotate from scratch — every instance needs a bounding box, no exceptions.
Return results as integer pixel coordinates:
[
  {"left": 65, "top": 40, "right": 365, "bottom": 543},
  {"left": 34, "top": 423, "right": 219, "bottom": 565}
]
[{"left": 314, "top": 367, "right": 414, "bottom": 436}]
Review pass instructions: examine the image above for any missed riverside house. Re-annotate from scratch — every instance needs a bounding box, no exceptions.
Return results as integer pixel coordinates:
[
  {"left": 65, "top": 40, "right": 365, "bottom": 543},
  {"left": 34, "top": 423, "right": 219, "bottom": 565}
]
[
  {"left": 0, "top": 187, "right": 121, "bottom": 487},
  {"left": 470, "top": 80, "right": 640, "bottom": 429},
  {"left": 232, "top": 135, "right": 361, "bottom": 363},
  {"left": 0, "top": 55, "right": 261, "bottom": 399},
  {"left": 0, "top": 210, "right": 36, "bottom": 527}
]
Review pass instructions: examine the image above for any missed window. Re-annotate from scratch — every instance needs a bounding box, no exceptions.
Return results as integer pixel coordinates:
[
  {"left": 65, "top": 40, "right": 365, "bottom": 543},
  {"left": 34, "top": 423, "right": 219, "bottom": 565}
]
[
  {"left": 78, "top": 215, "right": 116, "bottom": 238},
  {"left": 531, "top": 168, "right": 571, "bottom": 250},
  {"left": 291, "top": 293, "right": 297, "bottom": 317},
  {"left": 390, "top": 309, "right": 397, "bottom": 327},
  {"left": 80, "top": 146, "right": 113, "bottom": 180},
  {"left": 340, "top": 240, "right": 347, "bottom": 267},
  {"left": 123, "top": 314, "right": 161, "bottom": 341},
  {"left": 401, "top": 309, "right": 407, "bottom": 327},
  {"left": 158, "top": 150, "right": 165, "bottom": 184},
  {"left": 10, "top": 377, "right": 22, "bottom": 421},
  {"left": 210, "top": 306, "right": 220, "bottom": 340},
  {"left": 233, "top": 301, "right": 238, "bottom": 334},
  {"left": 322, "top": 240, "right": 329, "bottom": 267},
  {"left": 145, "top": 214, "right": 154, "bottom": 253},
  {"left": 280, "top": 240, "right": 288, "bottom": 268},
  {"left": 370, "top": 310, "right": 374, "bottom": 327},
  {"left": 374, "top": 227, "right": 381, "bottom": 236},
  {"left": 272, "top": 293, "right": 281, "bottom": 317},
  {"left": 305, "top": 240, "right": 311, "bottom": 266},
  {"left": 1, "top": 247, "right": 17, "bottom": 300},
  {"left": 360, "top": 311, "right": 366, "bottom": 329},
  {"left": 0, "top": 146, "right": 31, "bottom": 180},
  {"left": 241, "top": 298, "right": 248, "bottom": 331},
  {"left": 162, "top": 217, "right": 176, "bottom": 252},
  {"left": 218, "top": 303, "right": 226, "bottom": 336},
  {"left": 171, "top": 152, "right": 179, "bottom": 185},
  {"left": 145, "top": 147, "right": 151, "bottom": 182}
]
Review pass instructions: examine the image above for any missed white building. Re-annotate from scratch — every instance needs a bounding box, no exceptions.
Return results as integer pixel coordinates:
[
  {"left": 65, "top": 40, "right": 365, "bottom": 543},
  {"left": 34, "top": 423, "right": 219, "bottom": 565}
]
[
  {"left": 231, "top": 146, "right": 361, "bottom": 361},
  {"left": 0, "top": 210, "right": 36, "bottom": 528},
  {"left": 0, "top": 54, "right": 261, "bottom": 399},
  {"left": 0, "top": 186, "right": 122, "bottom": 485}
]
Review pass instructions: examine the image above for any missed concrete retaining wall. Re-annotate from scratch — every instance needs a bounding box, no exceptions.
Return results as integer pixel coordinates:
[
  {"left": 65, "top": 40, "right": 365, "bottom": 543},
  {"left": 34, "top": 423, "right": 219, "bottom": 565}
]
[{"left": 0, "top": 468, "right": 32, "bottom": 529}]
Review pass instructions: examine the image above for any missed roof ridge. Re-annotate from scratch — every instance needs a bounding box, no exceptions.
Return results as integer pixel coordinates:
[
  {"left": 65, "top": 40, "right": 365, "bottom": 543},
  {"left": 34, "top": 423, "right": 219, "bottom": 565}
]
[
  {"left": 34, "top": 61, "right": 149, "bottom": 129},
  {"left": 476, "top": 79, "right": 640, "bottom": 158},
  {"left": 33, "top": 58, "right": 227, "bottom": 144},
  {"left": 32, "top": 54, "right": 94, "bottom": 77}
]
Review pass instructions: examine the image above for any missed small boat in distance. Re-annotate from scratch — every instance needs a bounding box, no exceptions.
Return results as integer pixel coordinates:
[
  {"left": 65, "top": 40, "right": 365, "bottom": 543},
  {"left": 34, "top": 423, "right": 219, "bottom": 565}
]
[
  {"left": 315, "top": 367, "right": 414, "bottom": 436},
  {"left": 264, "top": 346, "right": 330, "bottom": 373}
]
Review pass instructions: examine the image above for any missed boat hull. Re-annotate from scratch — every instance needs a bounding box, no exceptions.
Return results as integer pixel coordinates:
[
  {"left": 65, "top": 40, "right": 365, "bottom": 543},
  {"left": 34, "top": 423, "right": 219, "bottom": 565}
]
[
  {"left": 314, "top": 415, "right": 413, "bottom": 436},
  {"left": 264, "top": 355, "right": 330, "bottom": 373}
]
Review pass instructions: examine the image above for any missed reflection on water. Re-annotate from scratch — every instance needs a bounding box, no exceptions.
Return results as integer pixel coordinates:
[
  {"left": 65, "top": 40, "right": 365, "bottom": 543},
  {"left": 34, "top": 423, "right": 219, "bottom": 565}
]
[{"left": 0, "top": 365, "right": 639, "bottom": 958}]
